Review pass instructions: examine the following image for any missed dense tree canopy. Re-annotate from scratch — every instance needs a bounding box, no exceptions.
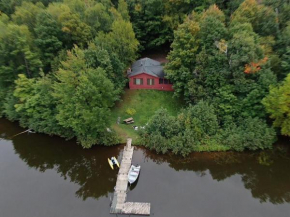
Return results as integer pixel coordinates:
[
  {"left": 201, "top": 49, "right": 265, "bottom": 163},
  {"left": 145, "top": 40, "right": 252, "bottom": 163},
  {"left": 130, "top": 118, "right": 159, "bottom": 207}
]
[
  {"left": 0, "top": 0, "right": 138, "bottom": 148},
  {"left": 0, "top": 21, "right": 42, "bottom": 87},
  {"left": 165, "top": 2, "right": 278, "bottom": 120},
  {"left": 0, "top": 0, "right": 289, "bottom": 153},
  {"left": 140, "top": 0, "right": 290, "bottom": 155}
]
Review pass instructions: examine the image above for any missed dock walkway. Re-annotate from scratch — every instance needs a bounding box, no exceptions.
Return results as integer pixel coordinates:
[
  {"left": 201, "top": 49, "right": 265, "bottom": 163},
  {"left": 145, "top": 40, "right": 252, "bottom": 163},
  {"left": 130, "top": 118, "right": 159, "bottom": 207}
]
[{"left": 110, "top": 138, "right": 150, "bottom": 215}]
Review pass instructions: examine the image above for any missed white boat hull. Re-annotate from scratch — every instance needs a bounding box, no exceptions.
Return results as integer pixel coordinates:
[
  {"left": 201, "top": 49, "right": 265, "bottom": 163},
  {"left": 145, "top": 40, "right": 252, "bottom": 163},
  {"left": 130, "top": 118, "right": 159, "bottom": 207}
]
[{"left": 128, "top": 165, "right": 141, "bottom": 184}]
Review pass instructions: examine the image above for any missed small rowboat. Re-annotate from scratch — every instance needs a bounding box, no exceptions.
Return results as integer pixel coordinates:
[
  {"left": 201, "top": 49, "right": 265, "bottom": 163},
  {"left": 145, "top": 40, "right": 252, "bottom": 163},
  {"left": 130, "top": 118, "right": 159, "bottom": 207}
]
[
  {"left": 128, "top": 164, "right": 141, "bottom": 184},
  {"left": 108, "top": 157, "right": 120, "bottom": 170}
]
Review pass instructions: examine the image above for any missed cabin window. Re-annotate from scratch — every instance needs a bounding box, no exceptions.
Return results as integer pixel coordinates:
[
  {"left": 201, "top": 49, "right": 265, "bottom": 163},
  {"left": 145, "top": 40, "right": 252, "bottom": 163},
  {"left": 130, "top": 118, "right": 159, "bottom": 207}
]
[
  {"left": 134, "top": 78, "right": 143, "bottom": 85},
  {"left": 147, "top": 78, "right": 154, "bottom": 85},
  {"left": 164, "top": 79, "right": 168, "bottom": 84},
  {"left": 159, "top": 78, "right": 163, "bottom": 84}
]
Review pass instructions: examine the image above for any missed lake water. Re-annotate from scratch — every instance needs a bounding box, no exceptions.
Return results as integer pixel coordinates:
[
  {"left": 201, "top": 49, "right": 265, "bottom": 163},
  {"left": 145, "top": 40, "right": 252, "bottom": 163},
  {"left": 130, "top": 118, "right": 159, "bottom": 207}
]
[{"left": 0, "top": 118, "right": 290, "bottom": 217}]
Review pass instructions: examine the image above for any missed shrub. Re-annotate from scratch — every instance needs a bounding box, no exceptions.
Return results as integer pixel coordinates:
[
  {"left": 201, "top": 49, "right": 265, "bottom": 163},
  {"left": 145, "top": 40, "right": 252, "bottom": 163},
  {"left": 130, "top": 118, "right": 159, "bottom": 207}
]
[
  {"left": 126, "top": 108, "right": 136, "bottom": 116},
  {"left": 139, "top": 102, "right": 276, "bottom": 156},
  {"left": 222, "top": 117, "right": 276, "bottom": 151}
]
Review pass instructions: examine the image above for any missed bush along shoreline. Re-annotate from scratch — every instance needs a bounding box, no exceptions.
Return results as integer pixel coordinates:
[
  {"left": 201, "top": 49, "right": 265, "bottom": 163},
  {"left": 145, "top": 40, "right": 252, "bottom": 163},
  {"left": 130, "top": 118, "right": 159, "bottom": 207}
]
[{"left": 139, "top": 102, "right": 276, "bottom": 157}]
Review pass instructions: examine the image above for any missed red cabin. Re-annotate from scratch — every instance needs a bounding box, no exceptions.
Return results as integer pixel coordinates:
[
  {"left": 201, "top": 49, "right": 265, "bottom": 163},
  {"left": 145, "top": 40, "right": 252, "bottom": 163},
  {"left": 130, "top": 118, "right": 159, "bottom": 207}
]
[{"left": 128, "top": 58, "right": 173, "bottom": 91}]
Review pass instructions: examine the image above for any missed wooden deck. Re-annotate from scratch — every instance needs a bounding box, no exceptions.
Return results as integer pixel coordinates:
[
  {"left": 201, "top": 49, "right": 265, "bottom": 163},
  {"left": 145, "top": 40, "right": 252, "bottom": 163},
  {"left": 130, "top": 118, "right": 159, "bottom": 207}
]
[{"left": 110, "top": 138, "right": 151, "bottom": 215}]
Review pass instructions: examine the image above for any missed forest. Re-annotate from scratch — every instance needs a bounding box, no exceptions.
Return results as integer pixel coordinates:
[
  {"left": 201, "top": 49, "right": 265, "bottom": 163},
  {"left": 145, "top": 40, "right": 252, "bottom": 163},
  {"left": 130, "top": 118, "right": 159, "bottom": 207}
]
[{"left": 0, "top": 0, "right": 289, "bottom": 156}]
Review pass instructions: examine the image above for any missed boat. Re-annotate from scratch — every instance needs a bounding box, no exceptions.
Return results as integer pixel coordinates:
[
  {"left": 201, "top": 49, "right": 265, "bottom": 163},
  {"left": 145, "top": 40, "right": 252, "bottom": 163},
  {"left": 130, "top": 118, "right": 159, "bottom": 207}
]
[
  {"left": 113, "top": 157, "right": 120, "bottom": 167},
  {"left": 108, "top": 157, "right": 120, "bottom": 170},
  {"left": 128, "top": 164, "right": 141, "bottom": 184},
  {"left": 108, "top": 158, "right": 114, "bottom": 170}
]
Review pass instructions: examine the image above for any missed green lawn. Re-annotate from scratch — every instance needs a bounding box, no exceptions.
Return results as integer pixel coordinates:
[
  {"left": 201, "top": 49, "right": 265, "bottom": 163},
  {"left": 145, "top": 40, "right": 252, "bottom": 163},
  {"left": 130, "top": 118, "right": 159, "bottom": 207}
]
[{"left": 110, "top": 89, "right": 184, "bottom": 143}]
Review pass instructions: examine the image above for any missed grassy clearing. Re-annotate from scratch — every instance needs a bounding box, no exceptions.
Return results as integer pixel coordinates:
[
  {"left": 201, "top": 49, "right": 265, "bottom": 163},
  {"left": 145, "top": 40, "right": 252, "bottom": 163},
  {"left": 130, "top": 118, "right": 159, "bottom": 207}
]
[{"left": 110, "top": 89, "right": 184, "bottom": 143}]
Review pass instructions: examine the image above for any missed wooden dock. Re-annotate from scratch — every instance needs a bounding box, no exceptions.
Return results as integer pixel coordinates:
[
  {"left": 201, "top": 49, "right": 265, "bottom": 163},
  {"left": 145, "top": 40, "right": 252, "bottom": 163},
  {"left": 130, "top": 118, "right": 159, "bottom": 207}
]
[{"left": 110, "top": 138, "right": 151, "bottom": 215}]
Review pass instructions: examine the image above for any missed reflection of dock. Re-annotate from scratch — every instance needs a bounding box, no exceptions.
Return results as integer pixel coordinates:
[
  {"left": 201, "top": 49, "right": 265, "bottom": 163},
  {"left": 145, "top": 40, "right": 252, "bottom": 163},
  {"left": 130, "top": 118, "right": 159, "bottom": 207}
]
[{"left": 110, "top": 138, "right": 150, "bottom": 215}]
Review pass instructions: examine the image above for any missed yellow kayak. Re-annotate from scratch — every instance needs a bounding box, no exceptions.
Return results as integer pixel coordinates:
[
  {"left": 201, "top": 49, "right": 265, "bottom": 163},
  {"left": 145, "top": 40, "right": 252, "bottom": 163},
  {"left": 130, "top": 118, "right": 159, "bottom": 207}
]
[
  {"left": 113, "top": 157, "right": 120, "bottom": 168},
  {"left": 108, "top": 158, "right": 114, "bottom": 170}
]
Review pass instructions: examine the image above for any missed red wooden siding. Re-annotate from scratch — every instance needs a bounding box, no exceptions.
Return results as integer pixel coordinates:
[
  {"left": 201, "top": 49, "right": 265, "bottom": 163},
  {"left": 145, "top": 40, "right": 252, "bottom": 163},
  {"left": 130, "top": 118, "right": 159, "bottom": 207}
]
[{"left": 129, "top": 73, "right": 173, "bottom": 91}]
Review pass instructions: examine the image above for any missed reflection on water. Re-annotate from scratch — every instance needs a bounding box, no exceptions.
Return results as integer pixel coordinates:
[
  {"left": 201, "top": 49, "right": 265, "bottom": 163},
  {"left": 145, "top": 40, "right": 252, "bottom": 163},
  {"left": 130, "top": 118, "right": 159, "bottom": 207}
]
[
  {"left": 1, "top": 118, "right": 290, "bottom": 217},
  {"left": 142, "top": 146, "right": 290, "bottom": 205}
]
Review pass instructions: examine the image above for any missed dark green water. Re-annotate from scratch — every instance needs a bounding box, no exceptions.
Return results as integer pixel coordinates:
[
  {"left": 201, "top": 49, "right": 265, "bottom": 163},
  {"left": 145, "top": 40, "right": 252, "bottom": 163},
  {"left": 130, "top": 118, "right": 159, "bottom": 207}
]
[{"left": 1, "top": 118, "right": 290, "bottom": 217}]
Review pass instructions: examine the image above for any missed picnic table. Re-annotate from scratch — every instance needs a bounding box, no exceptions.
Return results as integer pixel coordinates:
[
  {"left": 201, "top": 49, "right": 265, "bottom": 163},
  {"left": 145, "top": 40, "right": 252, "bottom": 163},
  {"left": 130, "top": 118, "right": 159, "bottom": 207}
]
[{"left": 123, "top": 117, "right": 134, "bottom": 124}]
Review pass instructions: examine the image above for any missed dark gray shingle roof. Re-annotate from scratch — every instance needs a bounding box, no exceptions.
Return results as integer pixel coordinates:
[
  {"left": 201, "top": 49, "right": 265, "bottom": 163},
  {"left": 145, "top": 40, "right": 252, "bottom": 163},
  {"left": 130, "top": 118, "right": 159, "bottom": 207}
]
[{"left": 128, "top": 58, "right": 165, "bottom": 78}]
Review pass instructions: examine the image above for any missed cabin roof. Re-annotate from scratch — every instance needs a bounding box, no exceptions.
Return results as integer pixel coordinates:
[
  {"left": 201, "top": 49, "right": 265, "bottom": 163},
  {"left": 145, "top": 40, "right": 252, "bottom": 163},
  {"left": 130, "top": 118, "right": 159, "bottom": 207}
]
[{"left": 128, "top": 58, "right": 165, "bottom": 78}]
